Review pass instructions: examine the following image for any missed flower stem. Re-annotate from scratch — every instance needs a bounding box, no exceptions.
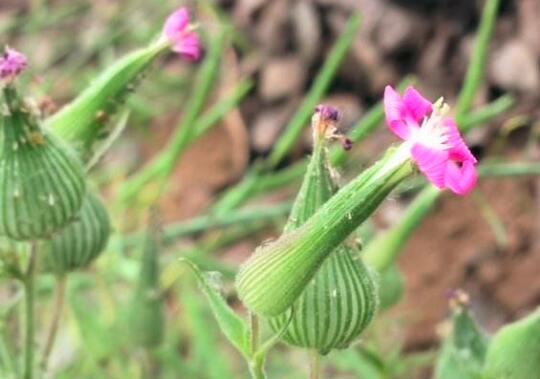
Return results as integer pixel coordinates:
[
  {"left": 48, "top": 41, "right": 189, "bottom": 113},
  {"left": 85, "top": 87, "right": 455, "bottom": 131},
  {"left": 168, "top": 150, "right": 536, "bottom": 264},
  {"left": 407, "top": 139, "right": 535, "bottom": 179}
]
[
  {"left": 23, "top": 242, "right": 38, "bottom": 379},
  {"left": 248, "top": 313, "right": 267, "bottom": 379},
  {"left": 309, "top": 350, "right": 321, "bottom": 379},
  {"left": 250, "top": 313, "right": 259, "bottom": 355},
  {"left": 40, "top": 274, "right": 67, "bottom": 372}
]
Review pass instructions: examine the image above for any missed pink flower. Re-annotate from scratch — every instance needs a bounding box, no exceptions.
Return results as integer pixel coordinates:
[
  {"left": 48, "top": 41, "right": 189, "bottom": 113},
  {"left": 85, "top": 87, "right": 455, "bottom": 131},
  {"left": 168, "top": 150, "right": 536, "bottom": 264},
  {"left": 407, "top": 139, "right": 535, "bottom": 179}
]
[
  {"left": 384, "top": 85, "right": 477, "bottom": 195},
  {"left": 162, "top": 7, "right": 201, "bottom": 61},
  {"left": 0, "top": 48, "right": 27, "bottom": 81}
]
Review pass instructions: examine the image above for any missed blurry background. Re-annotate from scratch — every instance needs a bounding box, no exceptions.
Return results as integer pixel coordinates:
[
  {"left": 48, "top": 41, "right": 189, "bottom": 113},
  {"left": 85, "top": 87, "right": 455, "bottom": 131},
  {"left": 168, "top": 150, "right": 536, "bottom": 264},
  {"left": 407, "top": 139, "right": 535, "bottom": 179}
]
[{"left": 1, "top": 0, "right": 539, "bottom": 378}]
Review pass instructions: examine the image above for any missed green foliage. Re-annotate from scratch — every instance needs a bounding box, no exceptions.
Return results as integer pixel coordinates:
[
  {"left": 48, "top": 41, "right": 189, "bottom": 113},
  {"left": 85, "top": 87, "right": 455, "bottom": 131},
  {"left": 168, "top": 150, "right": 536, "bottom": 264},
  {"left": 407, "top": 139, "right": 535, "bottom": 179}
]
[
  {"left": 434, "top": 304, "right": 489, "bottom": 379},
  {"left": 180, "top": 259, "right": 250, "bottom": 358},
  {"left": 128, "top": 220, "right": 165, "bottom": 349},
  {"left": 483, "top": 308, "right": 540, "bottom": 379}
]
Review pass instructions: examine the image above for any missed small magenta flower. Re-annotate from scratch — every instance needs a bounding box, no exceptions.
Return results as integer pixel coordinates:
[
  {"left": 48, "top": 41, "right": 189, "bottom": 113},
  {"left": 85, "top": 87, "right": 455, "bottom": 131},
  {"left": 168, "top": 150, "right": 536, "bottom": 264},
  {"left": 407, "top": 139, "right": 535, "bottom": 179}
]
[
  {"left": 162, "top": 7, "right": 201, "bottom": 61},
  {"left": 384, "top": 85, "right": 477, "bottom": 195},
  {"left": 0, "top": 48, "right": 27, "bottom": 82}
]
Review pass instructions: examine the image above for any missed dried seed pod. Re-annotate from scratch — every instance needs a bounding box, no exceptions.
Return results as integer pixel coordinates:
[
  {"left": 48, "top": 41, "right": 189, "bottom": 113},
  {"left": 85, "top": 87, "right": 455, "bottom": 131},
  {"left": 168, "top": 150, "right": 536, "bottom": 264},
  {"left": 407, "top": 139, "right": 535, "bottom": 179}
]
[
  {"left": 0, "top": 86, "right": 86, "bottom": 240},
  {"left": 483, "top": 308, "right": 540, "bottom": 379},
  {"left": 40, "top": 190, "right": 111, "bottom": 274},
  {"left": 268, "top": 106, "right": 378, "bottom": 354}
]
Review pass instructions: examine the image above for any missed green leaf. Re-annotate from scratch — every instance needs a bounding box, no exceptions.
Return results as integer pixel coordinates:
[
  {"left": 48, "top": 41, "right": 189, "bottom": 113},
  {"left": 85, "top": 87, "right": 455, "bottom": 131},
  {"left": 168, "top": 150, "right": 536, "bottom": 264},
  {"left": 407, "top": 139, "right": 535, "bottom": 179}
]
[{"left": 180, "top": 258, "right": 250, "bottom": 358}]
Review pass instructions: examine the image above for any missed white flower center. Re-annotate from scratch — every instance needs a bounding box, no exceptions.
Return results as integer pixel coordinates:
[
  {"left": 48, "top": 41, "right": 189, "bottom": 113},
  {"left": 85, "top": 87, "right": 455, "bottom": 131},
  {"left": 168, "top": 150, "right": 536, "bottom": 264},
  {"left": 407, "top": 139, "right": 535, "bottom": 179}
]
[{"left": 409, "top": 98, "right": 451, "bottom": 150}]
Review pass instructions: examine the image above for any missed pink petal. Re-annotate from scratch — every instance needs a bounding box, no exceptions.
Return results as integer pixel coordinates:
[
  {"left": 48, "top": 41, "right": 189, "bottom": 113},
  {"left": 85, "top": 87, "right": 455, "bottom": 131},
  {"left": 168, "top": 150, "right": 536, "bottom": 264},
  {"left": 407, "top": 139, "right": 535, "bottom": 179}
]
[
  {"left": 163, "top": 7, "right": 190, "bottom": 40},
  {"left": 444, "top": 160, "right": 477, "bottom": 195},
  {"left": 411, "top": 143, "right": 448, "bottom": 189},
  {"left": 443, "top": 118, "right": 477, "bottom": 163},
  {"left": 384, "top": 85, "right": 410, "bottom": 140},
  {"left": 402, "top": 86, "right": 433, "bottom": 122},
  {"left": 172, "top": 32, "right": 201, "bottom": 61}
]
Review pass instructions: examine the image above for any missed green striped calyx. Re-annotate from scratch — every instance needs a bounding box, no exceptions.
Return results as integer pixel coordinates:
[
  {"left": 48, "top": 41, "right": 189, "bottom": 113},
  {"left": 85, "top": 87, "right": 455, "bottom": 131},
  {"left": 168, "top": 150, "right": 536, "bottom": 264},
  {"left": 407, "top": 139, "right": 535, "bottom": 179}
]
[
  {"left": 46, "top": 41, "right": 166, "bottom": 161},
  {"left": 483, "top": 307, "right": 540, "bottom": 379},
  {"left": 0, "top": 86, "right": 86, "bottom": 240},
  {"left": 128, "top": 217, "right": 165, "bottom": 348},
  {"left": 269, "top": 133, "right": 378, "bottom": 354},
  {"left": 434, "top": 290, "right": 489, "bottom": 379},
  {"left": 40, "top": 189, "right": 111, "bottom": 274},
  {"left": 236, "top": 142, "right": 414, "bottom": 317}
]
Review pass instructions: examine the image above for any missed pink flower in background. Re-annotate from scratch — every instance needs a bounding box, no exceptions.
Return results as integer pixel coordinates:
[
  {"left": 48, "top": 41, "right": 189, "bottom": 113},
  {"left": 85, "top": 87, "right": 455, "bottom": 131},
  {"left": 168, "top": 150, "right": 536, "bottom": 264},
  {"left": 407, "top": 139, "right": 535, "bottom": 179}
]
[
  {"left": 0, "top": 48, "right": 27, "bottom": 81},
  {"left": 162, "top": 7, "right": 201, "bottom": 61},
  {"left": 384, "top": 85, "right": 477, "bottom": 195}
]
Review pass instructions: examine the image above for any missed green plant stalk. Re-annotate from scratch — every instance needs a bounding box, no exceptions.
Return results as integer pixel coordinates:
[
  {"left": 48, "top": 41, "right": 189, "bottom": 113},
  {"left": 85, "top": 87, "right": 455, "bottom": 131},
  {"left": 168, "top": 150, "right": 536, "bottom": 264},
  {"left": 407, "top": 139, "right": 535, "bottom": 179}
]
[
  {"left": 363, "top": 0, "right": 501, "bottom": 273},
  {"left": 122, "top": 200, "right": 291, "bottom": 245},
  {"left": 236, "top": 145, "right": 414, "bottom": 316},
  {"left": 454, "top": 0, "right": 500, "bottom": 115},
  {"left": 211, "top": 14, "right": 361, "bottom": 214},
  {"left": 363, "top": 185, "right": 439, "bottom": 271},
  {"left": 23, "top": 243, "right": 38, "bottom": 379},
  {"left": 457, "top": 94, "right": 513, "bottom": 133},
  {"left": 190, "top": 79, "right": 253, "bottom": 141},
  {"left": 40, "top": 275, "right": 67, "bottom": 372},
  {"left": 268, "top": 13, "right": 361, "bottom": 167},
  {"left": 363, "top": 161, "right": 540, "bottom": 272},
  {"left": 309, "top": 350, "right": 321, "bottom": 379},
  {"left": 248, "top": 314, "right": 267, "bottom": 379},
  {"left": 478, "top": 161, "right": 540, "bottom": 177},
  {"left": 473, "top": 190, "right": 507, "bottom": 248},
  {"left": 121, "top": 30, "right": 229, "bottom": 202},
  {"left": 0, "top": 334, "right": 16, "bottom": 378}
]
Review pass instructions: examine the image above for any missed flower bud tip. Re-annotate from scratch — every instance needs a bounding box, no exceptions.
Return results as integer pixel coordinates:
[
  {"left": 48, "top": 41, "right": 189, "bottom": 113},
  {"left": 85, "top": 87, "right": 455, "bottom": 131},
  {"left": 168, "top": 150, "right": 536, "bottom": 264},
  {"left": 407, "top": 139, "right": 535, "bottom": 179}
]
[{"left": 0, "top": 48, "right": 27, "bottom": 82}]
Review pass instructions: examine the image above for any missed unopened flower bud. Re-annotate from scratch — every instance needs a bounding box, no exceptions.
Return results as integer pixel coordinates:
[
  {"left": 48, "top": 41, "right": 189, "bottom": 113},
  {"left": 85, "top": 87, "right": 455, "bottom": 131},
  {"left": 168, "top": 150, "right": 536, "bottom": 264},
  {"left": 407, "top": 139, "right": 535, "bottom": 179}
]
[{"left": 0, "top": 48, "right": 27, "bottom": 82}]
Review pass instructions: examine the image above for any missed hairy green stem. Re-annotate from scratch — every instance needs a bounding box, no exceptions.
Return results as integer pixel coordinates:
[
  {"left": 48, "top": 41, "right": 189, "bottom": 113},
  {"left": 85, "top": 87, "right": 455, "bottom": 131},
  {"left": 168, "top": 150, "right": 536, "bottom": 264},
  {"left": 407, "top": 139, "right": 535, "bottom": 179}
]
[
  {"left": 23, "top": 243, "right": 38, "bottom": 379},
  {"left": 40, "top": 275, "right": 67, "bottom": 372}
]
